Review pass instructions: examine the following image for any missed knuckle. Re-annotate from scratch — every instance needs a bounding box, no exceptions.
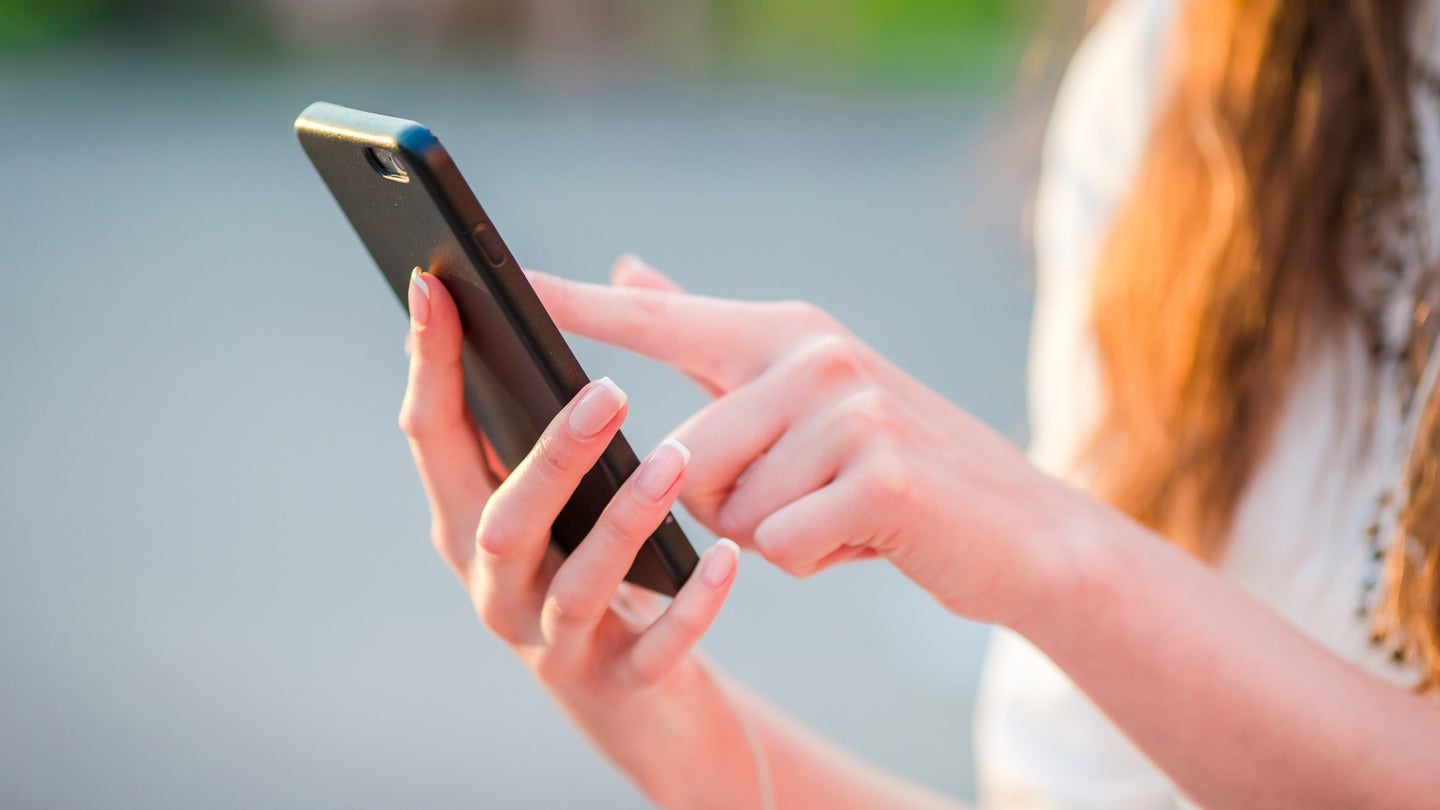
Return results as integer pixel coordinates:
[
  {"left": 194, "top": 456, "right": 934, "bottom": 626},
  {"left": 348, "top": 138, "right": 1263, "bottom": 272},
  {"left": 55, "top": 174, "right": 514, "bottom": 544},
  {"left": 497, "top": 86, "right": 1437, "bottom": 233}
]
[
  {"left": 476, "top": 605, "right": 506, "bottom": 638},
  {"left": 841, "top": 385, "right": 891, "bottom": 421},
  {"left": 831, "top": 387, "right": 896, "bottom": 443},
  {"left": 666, "top": 605, "right": 709, "bottom": 641},
  {"left": 615, "top": 287, "right": 670, "bottom": 335},
  {"left": 772, "top": 299, "right": 837, "bottom": 335},
  {"left": 601, "top": 499, "right": 660, "bottom": 546},
  {"left": 397, "top": 396, "right": 460, "bottom": 441},
  {"left": 633, "top": 287, "right": 670, "bottom": 318},
  {"left": 531, "top": 650, "right": 577, "bottom": 688},
  {"left": 532, "top": 430, "right": 581, "bottom": 481},
  {"left": 575, "top": 509, "right": 658, "bottom": 577},
  {"left": 475, "top": 595, "right": 524, "bottom": 644},
  {"left": 396, "top": 399, "right": 428, "bottom": 439},
  {"left": 796, "top": 334, "right": 869, "bottom": 390},
  {"left": 860, "top": 450, "right": 911, "bottom": 511},
  {"left": 714, "top": 498, "right": 755, "bottom": 544},
  {"left": 824, "top": 402, "right": 867, "bottom": 449},
  {"left": 751, "top": 523, "right": 802, "bottom": 573},
  {"left": 715, "top": 511, "right": 749, "bottom": 545},
  {"left": 474, "top": 511, "right": 520, "bottom": 558},
  {"left": 622, "top": 655, "right": 666, "bottom": 690},
  {"left": 541, "top": 588, "right": 591, "bottom": 634}
]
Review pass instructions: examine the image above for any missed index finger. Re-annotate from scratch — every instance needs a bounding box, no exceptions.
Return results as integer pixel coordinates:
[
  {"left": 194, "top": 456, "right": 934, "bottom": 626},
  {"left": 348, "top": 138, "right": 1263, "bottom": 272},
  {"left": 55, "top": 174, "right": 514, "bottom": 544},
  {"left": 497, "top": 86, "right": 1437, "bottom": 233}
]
[{"left": 526, "top": 269, "right": 783, "bottom": 392}]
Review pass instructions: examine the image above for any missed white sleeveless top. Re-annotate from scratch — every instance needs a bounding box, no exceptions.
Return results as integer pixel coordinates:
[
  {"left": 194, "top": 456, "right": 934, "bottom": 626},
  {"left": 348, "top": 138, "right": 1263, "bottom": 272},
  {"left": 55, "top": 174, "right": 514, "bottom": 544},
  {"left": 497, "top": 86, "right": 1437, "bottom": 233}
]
[{"left": 973, "top": 1, "right": 1440, "bottom": 806}]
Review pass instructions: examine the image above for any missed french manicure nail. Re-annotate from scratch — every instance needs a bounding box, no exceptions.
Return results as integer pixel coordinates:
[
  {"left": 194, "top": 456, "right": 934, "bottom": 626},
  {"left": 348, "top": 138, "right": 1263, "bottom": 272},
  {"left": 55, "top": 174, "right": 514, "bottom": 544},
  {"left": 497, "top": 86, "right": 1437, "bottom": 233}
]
[
  {"left": 634, "top": 439, "right": 690, "bottom": 502},
  {"left": 700, "top": 538, "right": 739, "bottom": 588},
  {"left": 569, "top": 377, "right": 626, "bottom": 438},
  {"left": 409, "top": 267, "right": 431, "bottom": 329}
]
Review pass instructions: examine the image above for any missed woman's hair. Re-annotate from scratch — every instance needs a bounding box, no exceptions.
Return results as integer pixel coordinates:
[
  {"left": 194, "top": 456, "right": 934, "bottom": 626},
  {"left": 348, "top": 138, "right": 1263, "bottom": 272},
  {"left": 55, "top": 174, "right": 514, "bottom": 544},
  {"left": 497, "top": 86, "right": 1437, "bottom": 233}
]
[{"left": 1083, "top": 0, "right": 1440, "bottom": 689}]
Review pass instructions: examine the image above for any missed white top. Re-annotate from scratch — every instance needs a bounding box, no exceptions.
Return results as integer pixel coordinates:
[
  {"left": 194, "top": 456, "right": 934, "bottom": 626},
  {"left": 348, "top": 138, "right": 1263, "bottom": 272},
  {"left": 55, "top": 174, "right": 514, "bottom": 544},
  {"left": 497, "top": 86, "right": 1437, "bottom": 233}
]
[{"left": 973, "top": 1, "right": 1440, "bottom": 806}]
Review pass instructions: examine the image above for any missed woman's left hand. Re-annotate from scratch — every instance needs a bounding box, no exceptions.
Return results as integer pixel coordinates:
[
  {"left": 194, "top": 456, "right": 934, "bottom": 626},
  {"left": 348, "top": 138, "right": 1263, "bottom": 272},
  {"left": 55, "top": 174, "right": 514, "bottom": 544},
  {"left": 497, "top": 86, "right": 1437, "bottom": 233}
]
[{"left": 528, "top": 257, "right": 1083, "bottom": 626}]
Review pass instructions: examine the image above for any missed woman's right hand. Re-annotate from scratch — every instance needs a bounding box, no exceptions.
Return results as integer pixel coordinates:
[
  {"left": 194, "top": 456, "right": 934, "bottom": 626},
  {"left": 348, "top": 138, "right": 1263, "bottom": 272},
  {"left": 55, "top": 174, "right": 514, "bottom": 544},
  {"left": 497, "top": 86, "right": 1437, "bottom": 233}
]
[
  {"left": 397, "top": 267, "right": 985, "bottom": 810},
  {"left": 397, "top": 267, "right": 739, "bottom": 708}
]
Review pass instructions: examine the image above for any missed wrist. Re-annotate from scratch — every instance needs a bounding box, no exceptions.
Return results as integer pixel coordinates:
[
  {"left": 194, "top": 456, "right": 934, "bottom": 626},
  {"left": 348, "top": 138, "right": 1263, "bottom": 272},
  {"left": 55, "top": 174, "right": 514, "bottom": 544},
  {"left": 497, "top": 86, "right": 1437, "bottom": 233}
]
[
  {"left": 1002, "top": 484, "right": 1125, "bottom": 641},
  {"left": 553, "top": 657, "right": 760, "bottom": 809}
]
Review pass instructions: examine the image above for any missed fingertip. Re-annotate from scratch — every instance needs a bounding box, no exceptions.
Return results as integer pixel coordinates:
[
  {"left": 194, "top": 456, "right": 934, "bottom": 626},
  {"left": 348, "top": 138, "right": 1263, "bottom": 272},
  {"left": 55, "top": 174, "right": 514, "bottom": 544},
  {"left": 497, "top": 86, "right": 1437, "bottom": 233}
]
[
  {"left": 408, "top": 270, "right": 462, "bottom": 351},
  {"left": 568, "top": 376, "right": 629, "bottom": 439},
  {"left": 595, "top": 375, "right": 628, "bottom": 406},
  {"left": 609, "top": 252, "right": 645, "bottom": 284},
  {"left": 611, "top": 253, "right": 683, "bottom": 292},
  {"left": 625, "top": 540, "right": 733, "bottom": 684},
  {"left": 408, "top": 267, "right": 431, "bottom": 330},
  {"left": 698, "top": 537, "right": 740, "bottom": 589}
]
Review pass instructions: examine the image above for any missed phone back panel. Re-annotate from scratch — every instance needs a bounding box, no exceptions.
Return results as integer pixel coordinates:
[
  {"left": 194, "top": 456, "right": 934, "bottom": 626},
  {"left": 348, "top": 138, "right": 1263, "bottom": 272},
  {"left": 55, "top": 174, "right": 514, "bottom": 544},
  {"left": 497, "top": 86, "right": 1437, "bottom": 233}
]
[{"left": 295, "top": 102, "right": 697, "bottom": 595}]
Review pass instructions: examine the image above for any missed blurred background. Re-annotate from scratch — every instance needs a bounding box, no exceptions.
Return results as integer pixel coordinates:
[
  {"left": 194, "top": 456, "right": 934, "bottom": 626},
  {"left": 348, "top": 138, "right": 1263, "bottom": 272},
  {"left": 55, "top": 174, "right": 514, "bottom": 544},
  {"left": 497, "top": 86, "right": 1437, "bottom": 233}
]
[{"left": 0, "top": 1, "right": 1052, "bottom": 807}]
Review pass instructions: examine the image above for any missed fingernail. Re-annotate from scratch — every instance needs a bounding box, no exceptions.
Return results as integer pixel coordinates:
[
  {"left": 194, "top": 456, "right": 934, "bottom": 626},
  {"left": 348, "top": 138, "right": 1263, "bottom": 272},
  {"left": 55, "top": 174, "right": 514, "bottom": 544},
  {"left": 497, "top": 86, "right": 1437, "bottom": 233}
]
[
  {"left": 699, "top": 538, "right": 739, "bottom": 588},
  {"left": 409, "top": 267, "right": 431, "bottom": 330},
  {"left": 569, "top": 377, "right": 626, "bottom": 438},
  {"left": 634, "top": 439, "right": 690, "bottom": 502},
  {"left": 619, "top": 252, "right": 646, "bottom": 269}
]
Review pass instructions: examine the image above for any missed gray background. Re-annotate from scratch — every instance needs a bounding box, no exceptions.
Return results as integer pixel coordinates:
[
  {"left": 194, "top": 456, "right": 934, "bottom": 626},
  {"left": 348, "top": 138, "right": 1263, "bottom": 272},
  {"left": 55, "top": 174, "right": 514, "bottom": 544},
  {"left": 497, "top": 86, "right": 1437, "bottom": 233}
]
[{"left": 0, "top": 52, "right": 1033, "bottom": 808}]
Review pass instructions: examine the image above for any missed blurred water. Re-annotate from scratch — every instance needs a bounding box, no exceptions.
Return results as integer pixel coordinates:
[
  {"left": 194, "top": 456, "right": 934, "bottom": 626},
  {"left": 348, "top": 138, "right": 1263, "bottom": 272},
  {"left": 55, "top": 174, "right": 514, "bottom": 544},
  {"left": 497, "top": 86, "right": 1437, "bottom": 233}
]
[{"left": 0, "top": 51, "right": 1032, "bottom": 808}]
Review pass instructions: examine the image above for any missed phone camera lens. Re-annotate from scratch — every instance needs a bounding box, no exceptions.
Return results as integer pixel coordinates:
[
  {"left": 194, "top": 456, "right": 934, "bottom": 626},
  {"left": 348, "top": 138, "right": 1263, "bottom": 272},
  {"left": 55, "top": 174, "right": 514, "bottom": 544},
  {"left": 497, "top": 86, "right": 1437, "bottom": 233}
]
[{"left": 366, "top": 147, "right": 409, "bottom": 182}]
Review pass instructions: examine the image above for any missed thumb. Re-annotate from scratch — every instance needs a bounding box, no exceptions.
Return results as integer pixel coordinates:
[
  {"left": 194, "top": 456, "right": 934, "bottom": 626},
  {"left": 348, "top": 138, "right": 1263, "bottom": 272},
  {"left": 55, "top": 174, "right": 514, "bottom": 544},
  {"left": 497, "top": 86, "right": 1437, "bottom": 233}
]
[{"left": 611, "top": 253, "right": 685, "bottom": 293}]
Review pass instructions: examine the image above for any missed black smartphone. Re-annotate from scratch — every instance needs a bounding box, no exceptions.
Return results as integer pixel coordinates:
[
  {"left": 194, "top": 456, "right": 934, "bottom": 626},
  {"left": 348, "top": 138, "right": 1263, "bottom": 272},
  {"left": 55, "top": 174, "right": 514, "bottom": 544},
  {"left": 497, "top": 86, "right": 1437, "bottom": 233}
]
[{"left": 295, "top": 101, "right": 697, "bottom": 596}]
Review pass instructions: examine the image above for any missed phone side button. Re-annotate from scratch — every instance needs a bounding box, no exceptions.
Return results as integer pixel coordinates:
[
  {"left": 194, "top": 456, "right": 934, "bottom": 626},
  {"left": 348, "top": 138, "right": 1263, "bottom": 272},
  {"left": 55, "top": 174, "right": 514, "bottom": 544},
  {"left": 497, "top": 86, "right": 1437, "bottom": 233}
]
[{"left": 470, "top": 225, "right": 509, "bottom": 267}]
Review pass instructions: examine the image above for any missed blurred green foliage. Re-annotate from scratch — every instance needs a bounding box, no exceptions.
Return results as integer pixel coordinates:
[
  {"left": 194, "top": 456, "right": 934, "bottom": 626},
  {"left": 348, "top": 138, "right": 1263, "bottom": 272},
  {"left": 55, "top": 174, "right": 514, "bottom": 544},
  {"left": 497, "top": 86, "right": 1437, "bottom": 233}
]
[
  {"left": 0, "top": 0, "right": 115, "bottom": 46},
  {"left": 722, "top": 0, "right": 1032, "bottom": 84},
  {"left": 0, "top": 0, "right": 1033, "bottom": 84},
  {"left": 0, "top": 0, "right": 265, "bottom": 50}
]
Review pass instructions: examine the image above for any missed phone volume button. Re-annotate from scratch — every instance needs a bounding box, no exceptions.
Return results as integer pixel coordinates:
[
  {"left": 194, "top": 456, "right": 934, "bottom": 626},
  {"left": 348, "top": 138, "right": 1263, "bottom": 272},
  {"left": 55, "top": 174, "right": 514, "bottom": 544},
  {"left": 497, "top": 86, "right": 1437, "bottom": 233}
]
[{"left": 470, "top": 224, "right": 508, "bottom": 268}]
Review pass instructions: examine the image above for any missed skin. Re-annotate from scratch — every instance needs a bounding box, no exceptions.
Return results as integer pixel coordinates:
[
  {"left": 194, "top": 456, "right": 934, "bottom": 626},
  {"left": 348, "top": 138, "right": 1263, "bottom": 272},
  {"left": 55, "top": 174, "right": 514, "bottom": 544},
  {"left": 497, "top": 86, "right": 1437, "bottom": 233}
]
[{"left": 401, "top": 255, "right": 1440, "bottom": 808}]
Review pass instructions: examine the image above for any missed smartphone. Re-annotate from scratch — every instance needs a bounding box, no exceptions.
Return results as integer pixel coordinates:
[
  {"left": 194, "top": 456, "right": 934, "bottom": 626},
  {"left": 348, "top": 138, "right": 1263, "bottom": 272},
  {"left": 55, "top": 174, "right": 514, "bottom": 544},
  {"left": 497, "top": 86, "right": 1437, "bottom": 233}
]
[{"left": 295, "top": 101, "right": 697, "bottom": 596}]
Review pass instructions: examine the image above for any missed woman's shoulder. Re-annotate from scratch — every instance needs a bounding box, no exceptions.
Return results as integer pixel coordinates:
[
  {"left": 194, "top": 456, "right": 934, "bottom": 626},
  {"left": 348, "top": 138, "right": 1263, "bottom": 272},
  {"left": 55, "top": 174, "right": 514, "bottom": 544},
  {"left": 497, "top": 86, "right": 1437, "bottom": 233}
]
[{"left": 1036, "top": 0, "right": 1182, "bottom": 277}]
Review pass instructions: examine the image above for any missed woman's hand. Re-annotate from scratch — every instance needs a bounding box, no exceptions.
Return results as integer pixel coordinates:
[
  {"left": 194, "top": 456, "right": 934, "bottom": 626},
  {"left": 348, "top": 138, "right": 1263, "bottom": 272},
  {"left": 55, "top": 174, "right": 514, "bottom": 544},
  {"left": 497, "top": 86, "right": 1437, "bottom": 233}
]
[
  {"left": 397, "top": 267, "right": 975, "bottom": 810},
  {"left": 399, "top": 267, "right": 738, "bottom": 703},
  {"left": 529, "top": 257, "right": 1081, "bottom": 625}
]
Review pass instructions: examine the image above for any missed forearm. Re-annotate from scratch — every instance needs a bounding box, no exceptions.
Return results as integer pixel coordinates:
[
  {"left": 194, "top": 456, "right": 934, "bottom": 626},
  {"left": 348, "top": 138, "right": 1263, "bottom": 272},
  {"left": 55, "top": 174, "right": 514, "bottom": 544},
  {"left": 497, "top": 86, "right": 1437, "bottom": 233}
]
[
  {"left": 721, "top": 668, "right": 966, "bottom": 810},
  {"left": 556, "top": 658, "right": 761, "bottom": 809},
  {"left": 558, "top": 657, "right": 965, "bottom": 810},
  {"left": 1016, "top": 498, "right": 1440, "bottom": 807}
]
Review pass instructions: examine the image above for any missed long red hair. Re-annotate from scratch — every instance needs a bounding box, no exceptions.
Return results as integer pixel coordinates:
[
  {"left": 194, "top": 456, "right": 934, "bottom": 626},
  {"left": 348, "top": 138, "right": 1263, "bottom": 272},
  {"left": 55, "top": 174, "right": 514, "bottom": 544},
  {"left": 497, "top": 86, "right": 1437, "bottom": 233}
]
[{"left": 1084, "top": 0, "right": 1440, "bottom": 688}]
